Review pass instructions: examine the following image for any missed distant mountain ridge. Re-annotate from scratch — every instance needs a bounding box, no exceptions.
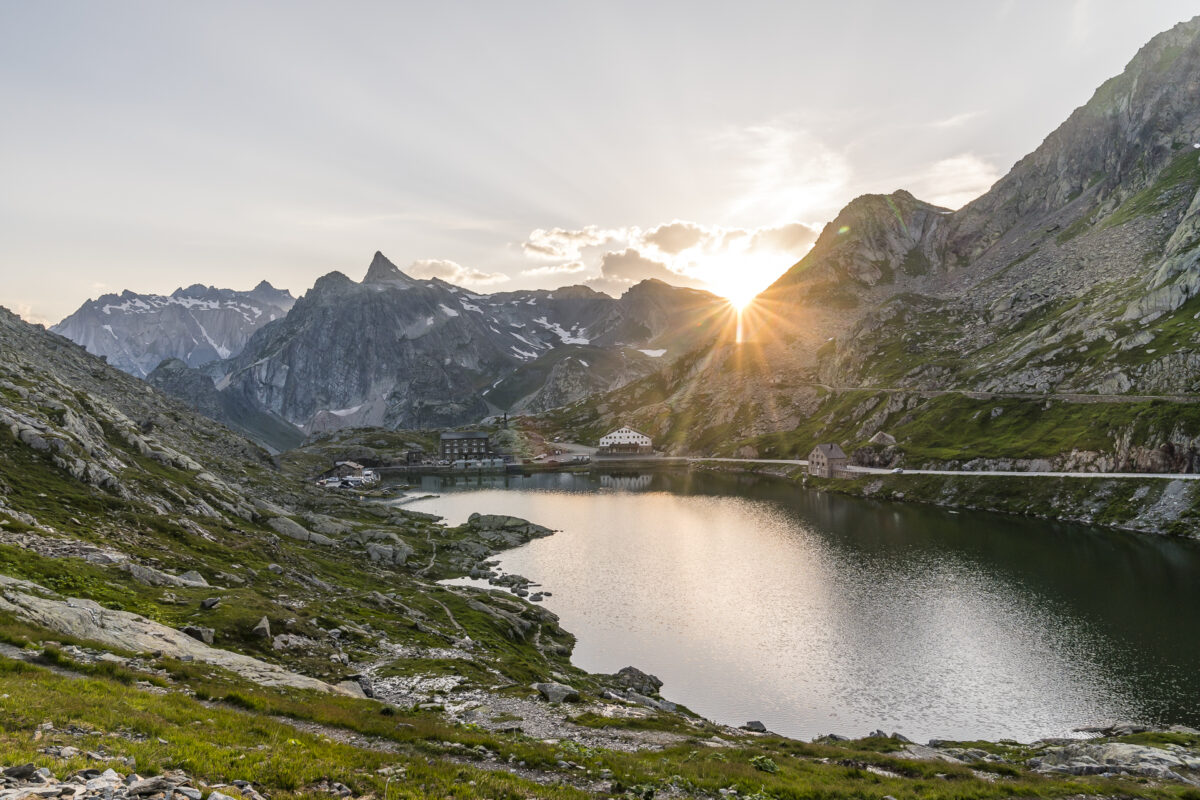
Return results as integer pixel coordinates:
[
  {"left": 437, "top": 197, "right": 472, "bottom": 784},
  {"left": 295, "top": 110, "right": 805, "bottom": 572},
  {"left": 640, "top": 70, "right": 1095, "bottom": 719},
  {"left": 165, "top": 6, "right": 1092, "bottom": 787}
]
[
  {"left": 53, "top": 281, "right": 295, "bottom": 377},
  {"left": 141, "top": 252, "right": 731, "bottom": 448}
]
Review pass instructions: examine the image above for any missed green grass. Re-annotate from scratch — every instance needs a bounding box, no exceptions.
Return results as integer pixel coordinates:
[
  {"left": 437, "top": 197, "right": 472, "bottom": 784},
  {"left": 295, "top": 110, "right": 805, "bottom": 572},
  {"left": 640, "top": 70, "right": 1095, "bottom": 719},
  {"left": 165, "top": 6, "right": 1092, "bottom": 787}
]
[
  {"left": 4, "top": 652, "right": 1183, "bottom": 800},
  {"left": 1103, "top": 149, "right": 1200, "bottom": 230}
]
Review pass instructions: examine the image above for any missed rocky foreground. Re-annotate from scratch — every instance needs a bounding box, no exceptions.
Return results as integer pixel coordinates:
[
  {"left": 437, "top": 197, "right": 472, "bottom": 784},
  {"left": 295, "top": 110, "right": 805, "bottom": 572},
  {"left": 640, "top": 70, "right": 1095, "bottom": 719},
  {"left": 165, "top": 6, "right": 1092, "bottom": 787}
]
[{"left": 1, "top": 763, "right": 248, "bottom": 800}]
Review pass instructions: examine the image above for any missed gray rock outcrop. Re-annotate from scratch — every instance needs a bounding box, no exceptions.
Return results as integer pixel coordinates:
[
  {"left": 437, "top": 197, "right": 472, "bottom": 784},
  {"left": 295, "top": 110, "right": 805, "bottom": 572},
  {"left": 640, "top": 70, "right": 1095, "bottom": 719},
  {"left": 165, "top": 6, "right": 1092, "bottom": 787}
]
[
  {"left": 0, "top": 577, "right": 347, "bottom": 694},
  {"left": 533, "top": 681, "right": 580, "bottom": 703}
]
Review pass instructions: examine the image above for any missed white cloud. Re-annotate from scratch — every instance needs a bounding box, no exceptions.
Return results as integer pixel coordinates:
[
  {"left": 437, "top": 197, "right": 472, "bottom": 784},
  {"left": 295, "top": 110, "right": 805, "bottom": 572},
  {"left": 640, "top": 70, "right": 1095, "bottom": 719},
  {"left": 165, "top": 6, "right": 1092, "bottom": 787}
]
[
  {"left": 913, "top": 154, "right": 1002, "bottom": 210},
  {"left": 643, "top": 221, "right": 707, "bottom": 254},
  {"left": 407, "top": 259, "right": 510, "bottom": 287},
  {"left": 522, "top": 226, "right": 624, "bottom": 260},
  {"left": 585, "top": 248, "right": 706, "bottom": 297},
  {"left": 745, "top": 222, "right": 819, "bottom": 254},
  {"left": 520, "top": 261, "right": 588, "bottom": 277}
]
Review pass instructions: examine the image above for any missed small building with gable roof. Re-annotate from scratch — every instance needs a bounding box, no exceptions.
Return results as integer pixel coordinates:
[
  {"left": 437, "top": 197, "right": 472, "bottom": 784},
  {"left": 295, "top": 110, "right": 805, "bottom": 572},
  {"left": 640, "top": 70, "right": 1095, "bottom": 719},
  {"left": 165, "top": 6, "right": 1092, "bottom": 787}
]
[{"left": 808, "top": 443, "right": 849, "bottom": 478}]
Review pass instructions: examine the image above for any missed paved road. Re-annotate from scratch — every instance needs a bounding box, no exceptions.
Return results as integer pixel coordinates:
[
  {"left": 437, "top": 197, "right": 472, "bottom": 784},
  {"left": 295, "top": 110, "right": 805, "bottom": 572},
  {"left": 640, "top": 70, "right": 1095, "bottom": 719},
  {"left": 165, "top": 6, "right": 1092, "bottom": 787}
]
[
  {"left": 690, "top": 457, "right": 1200, "bottom": 481},
  {"left": 805, "top": 383, "right": 1200, "bottom": 405},
  {"left": 691, "top": 457, "right": 809, "bottom": 466},
  {"left": 846, "top": 465, "right": 1200, "bottom": 480}
]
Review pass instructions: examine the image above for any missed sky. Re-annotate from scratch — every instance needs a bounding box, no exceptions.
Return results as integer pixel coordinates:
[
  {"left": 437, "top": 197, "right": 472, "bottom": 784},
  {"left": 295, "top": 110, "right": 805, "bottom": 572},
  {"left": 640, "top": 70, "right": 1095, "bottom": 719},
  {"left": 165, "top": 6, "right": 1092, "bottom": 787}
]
[{"left": 2, "top": 1, "right": 1198, "bottom": 323}]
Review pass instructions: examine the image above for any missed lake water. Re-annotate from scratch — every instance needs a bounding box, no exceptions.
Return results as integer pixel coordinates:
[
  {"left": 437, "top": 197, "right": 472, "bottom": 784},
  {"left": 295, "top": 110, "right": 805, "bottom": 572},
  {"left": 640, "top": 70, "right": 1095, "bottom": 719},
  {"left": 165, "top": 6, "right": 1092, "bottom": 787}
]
[{"left": 399, "top": 470, "right": 1200, "bottom": 742}]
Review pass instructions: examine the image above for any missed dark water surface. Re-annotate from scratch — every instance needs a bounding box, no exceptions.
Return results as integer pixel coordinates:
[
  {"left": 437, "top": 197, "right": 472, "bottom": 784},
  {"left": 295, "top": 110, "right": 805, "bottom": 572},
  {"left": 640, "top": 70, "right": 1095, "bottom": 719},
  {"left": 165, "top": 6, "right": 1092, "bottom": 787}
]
[{"left": 399, "top": 470, "right": 1200, "bottom": 742}]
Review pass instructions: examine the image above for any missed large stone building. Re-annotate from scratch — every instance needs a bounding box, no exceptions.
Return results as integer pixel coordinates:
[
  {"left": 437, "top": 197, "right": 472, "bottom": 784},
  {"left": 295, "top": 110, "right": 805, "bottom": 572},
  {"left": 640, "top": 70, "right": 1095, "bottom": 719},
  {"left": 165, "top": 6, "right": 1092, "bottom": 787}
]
[
  {"left": 598, "top": 426, "right": 653, "bottom": 455},
  {"left": 808, "top": 443, "right": 848, "bottom": 478},
  {"left": 440, "top": 431, "right": 490, "bottom": 460}
]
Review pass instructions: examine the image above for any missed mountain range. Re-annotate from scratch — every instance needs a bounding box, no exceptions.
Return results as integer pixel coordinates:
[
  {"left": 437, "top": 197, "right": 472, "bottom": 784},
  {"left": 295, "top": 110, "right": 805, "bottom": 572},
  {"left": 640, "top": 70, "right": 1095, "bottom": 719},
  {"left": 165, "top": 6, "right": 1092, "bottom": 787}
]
[
  {"left": 111, "top": 253, "right": 733, "bottom": 449},
  {"left": 52, "top": 281, "right": 295, "bottom": 377},
  {"left": 47, "top": 16, "right": 1200, "bottom": 473}
]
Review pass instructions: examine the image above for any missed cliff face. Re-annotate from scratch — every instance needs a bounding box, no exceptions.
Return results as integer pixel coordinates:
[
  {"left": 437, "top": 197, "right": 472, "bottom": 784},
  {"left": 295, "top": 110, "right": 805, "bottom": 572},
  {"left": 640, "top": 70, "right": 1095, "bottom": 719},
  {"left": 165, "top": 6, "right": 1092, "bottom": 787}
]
[{"left": 52, "top": 281, "right": 295, "bottom": 377}]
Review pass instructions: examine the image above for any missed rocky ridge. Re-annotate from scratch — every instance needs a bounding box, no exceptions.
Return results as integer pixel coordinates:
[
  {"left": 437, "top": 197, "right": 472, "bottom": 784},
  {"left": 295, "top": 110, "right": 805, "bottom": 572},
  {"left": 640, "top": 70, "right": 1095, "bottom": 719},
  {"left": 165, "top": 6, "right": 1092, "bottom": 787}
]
[{"left": 53, "top": 282, "right": 294, "bottom": 378}]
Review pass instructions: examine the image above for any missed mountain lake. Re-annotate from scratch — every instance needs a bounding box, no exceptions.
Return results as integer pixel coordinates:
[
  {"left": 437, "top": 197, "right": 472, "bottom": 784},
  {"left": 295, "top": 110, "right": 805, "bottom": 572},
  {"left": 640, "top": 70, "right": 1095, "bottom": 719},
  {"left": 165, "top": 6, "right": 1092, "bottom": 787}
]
[{"left": 394, "top": 469, "right": 1200, "bottom": 742}]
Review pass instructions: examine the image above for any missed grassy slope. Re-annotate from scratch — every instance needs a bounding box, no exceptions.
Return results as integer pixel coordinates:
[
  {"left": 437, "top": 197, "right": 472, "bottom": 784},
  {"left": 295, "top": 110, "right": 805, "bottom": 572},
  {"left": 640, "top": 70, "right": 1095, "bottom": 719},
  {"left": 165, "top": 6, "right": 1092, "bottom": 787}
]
[
  {"left": 3, "top": 643, "right": 1187, "bottom": 800},
  {"left": 4, "top": 323, "right": 1198, "bottom": 797}
]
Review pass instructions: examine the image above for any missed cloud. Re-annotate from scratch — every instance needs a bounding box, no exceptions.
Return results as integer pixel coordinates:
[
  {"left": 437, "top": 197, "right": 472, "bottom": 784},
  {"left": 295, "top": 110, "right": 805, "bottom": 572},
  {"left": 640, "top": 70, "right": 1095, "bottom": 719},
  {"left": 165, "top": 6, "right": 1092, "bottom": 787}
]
[
  {"left": 521, "top": 226, "right": 623, "bottom": 260},
  {"left": 643, "top": 221, "right": 706, "bottom": 254},
  {"left": 745, "top": 222, "right": 819, "bottom": 253},
  {"left": 514, "top": 215, "right": 822, "bottom": 301},
  {"left": 914, "top": 154, "right": 1002, "bottom": 210},
  {"left": 520, "top": 261, "right": 587, "bottom": 277},
  {"left": 584, "top": 248, "right": 706, "bottom": 296},
  {"left": 407, "top": 259, "right": 510, "bottom": 287}
]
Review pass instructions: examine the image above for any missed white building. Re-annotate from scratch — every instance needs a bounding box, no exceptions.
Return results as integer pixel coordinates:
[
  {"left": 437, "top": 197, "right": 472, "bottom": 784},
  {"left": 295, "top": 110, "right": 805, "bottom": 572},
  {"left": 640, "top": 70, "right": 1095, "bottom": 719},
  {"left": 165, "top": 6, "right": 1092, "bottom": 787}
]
[{"left": 597, "top": 426, "right": 653, "bottom": 454}]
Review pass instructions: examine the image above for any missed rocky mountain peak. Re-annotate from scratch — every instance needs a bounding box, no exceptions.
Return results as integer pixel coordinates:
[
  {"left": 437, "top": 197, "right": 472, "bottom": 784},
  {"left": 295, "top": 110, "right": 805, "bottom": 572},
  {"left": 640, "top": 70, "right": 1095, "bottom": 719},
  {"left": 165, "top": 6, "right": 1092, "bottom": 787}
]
[
  {"left": 362, "top": 251, "right": 414, "bottom": 285},
  {"left": 770, "top": 190, "right": 949, "bottom": 291}
]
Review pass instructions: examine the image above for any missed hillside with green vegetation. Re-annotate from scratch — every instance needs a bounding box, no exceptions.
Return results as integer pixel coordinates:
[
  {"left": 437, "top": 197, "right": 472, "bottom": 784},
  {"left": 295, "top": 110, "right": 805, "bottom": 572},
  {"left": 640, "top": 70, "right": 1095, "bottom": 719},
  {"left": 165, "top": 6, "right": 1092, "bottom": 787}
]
[{"left": 18, "top": 307, "right": 1200, "bottom": 797}]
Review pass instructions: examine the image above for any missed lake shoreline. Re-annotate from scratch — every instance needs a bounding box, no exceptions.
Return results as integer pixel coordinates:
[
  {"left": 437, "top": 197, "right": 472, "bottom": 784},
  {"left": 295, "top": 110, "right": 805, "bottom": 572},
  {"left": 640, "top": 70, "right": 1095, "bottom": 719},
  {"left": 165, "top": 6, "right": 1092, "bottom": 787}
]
[
  {"left": 688, "top": 460, "right": 1200, "bottom": 538},
  {"left": 402, "top": 472, "right": 1200, "bottom": 745}
]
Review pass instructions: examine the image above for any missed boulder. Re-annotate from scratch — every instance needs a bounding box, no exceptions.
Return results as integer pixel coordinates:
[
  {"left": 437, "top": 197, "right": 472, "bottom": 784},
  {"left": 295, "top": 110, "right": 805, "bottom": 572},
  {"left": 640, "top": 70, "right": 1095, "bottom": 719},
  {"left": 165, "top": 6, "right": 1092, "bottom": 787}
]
[
  {"left": 177, "top": 570, "right": 208, "bottom": 586},
  {"left": 742, "top": 720, "right": 767, "bottom": 733},
  {"left": 128, "top": 777, "right": 174, "bottom": 796},
  {"left": 533, "top": 681, "right": 580, "bottom": 703},
  {"left": 122, "top": 563, "right": 209, "bottom": 589},
  {"left": 613, "top": 665, "right": 663, "bottom": 696},
  {"left": 268, "top": 517, "right": 334, "bottom": 546},
  {"left": 364, "top": 542, "right": 413, "bottom": 565},
  {"left": 251, "top": 616, "right": 271, "bottom": 639},
  {"left": 625, "top": 691, "right": 676, "bottom": 712},
  {"left": 181, "top": 625, "right": 214, "bottom": 645}
]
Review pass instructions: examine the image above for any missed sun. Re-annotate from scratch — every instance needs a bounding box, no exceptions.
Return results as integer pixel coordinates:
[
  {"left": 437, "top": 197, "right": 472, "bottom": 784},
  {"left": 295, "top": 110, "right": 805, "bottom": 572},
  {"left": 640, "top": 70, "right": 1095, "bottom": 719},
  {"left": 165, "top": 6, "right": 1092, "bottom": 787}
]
[
  {"left": 694, "top": 252, "right": 780, "bottom": 311},
  {"left": 723, "top": 288, "right": 757, "bottom": 312}
]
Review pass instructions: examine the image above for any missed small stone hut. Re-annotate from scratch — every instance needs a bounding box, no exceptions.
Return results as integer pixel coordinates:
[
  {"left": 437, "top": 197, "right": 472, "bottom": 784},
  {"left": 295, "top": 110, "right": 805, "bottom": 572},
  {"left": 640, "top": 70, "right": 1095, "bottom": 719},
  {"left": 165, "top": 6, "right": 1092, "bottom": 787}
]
[{"left": 808, "top": 443, "right": 849, "bottom": 478}]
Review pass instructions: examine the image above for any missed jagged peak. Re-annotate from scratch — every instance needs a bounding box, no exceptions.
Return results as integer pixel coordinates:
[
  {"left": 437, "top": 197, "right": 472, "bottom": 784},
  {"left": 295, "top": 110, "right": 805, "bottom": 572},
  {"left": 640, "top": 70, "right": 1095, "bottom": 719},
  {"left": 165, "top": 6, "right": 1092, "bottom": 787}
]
[{"left": 362, "top": 251, "right": 414, "bottom": 285}]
